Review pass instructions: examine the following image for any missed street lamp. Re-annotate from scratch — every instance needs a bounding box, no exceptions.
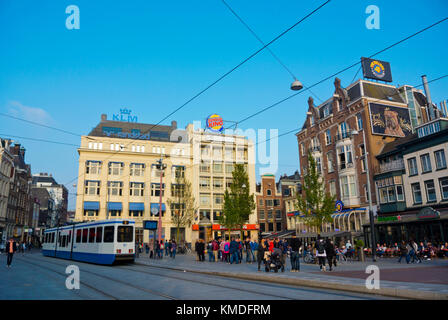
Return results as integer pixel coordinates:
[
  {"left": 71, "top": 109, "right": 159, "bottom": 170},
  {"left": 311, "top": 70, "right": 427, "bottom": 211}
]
[
  {"left": 291, "top": 79, "right": 303, "bottom": 91},
  {"left": 352, "top": 129, "right": 376, "bottom": 262}
]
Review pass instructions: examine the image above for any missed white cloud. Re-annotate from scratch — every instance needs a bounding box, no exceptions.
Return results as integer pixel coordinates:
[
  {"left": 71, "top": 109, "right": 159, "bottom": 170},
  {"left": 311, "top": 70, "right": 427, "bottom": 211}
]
[{"left": 7, "top": 101, "right": 53, "bottom": 124}]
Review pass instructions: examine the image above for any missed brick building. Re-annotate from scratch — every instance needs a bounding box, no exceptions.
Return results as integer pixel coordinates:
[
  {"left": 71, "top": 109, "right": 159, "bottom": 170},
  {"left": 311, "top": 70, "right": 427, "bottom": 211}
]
[
  {"left": 256, "top": 174, "right": 285, "bottom": 236},
  {"left": 295, "top": 77, "right": 428, "bottom": 242}
]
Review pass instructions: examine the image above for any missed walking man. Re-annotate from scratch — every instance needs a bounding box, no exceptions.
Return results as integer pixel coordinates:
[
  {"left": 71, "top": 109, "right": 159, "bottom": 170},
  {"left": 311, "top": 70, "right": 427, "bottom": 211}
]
[
  {"left": 229, "top": 237, "right": 239, "bottom": 264},
  {"left": 6, "top": 238, "right": 17, "bottom": 268},
  {"left": 316, "top": 235, "right": 327, "bottom": 271},
  {"left": 289, "top": 235, "right": 301, "bottom": 272},
  {"left": 257, "top": 240, "right": 266, "bottom": 272}
]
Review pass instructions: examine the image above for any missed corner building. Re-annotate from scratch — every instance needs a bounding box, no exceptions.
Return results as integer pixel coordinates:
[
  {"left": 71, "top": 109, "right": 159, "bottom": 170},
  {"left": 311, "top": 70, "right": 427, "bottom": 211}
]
[{"left": 74, "top": 114, "right": 257, "bottom": 245}]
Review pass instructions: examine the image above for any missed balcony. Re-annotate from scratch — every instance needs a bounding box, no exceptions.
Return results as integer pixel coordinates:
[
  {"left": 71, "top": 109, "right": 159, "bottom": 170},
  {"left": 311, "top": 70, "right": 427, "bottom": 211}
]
[
  {"left": 335, "top": 131, "right": 353, "bottom": 141},
  {"left": 376, "top": 159, "right": 405, "bottom": 174},
  {"left": 308, "top": 145, "right": 321, "bottom": 153},
  {"left": 339, "top": 161, "right": 355, "bottom": 171}
]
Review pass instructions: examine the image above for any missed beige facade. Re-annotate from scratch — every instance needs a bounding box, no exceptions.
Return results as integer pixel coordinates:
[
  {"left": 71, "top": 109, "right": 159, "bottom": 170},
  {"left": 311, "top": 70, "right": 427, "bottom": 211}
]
[{"left": 74, "top": 117, "right": 257, "bottom": 244}]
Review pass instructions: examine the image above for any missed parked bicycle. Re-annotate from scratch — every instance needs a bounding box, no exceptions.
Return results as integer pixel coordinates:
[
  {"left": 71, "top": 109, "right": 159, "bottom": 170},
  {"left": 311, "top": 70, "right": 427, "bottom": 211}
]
[{"left": 303, "top": 250, "right": 316, "bottom": 264}]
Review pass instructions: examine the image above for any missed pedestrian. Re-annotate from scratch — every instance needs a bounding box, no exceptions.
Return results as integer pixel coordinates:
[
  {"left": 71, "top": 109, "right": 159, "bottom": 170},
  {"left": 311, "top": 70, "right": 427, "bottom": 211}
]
[
  {"left": 245, "top": 238, "right": 253, "bottom": 263},
  {"left": 195, "top": 240, "right": 200, "bottom": 261},
  {"left": 171, "top": 240, "right": 177, "bottom": 259},
  {"left": 207, "top": 241, "right": 214, "bottom": 262},
  {"left": 6, "top": 238, "right": 17, "bottom": 268},
  {"left": 250, "top": 239, "right": 257, "bottom": 263},
  {"left": 257, "top": 240, "right": 266, "bottom": 272},
  {"left": 223, "top": 239, "right": 230, "bottom": 263},
  {"left": 289, "top": 235, "right": 301, "bottom": 272},
  {"left": 167, "top": 240, "right": 172, "bottom": 258},
  {"left": 198, "top": 239, "right": 205, "bottom": 262},
  {"left": 410, "top": 240, "right": 421, "bottom": 263},
  {"left": 315, "top": 235, "right": 327, "bottom": 271},
  {"left": 398, "top": 240, "right": 410, "bottom": 263},
  {"left": 325, "top": 239, "right": 336, "bottom": 271},
  {"left": 280, "top": 239, "right": 288, "bottom": 267},
  {"left": 212, "top": 239, "right": 219, "bottom": 262},
  {"left": 164, "top": 240, "right": 169, "bottom": 256},
  {"left": 229, "top": 237, "right": 239, "bottom": 264},
  {"left": 237, "top": 238, "right": 243, "bottom": 263}
]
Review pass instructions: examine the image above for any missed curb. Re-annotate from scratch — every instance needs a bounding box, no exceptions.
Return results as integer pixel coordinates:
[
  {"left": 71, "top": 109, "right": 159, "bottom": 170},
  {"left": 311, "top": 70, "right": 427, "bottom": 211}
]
[{"left": 135, "top": 261, "right": 448, "bottom": 300}]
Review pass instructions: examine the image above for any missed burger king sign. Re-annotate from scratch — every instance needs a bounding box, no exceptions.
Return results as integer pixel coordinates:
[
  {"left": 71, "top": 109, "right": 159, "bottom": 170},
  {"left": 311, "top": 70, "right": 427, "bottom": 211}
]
[{"left": 206, "top": 114, "right": 224, "bottom": 133}]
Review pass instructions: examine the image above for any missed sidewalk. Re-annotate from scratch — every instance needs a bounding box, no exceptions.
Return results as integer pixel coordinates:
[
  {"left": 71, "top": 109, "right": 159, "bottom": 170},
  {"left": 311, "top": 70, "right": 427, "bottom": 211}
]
[{"left": 135, "top": 252, "right": 448, "bottom": 300}]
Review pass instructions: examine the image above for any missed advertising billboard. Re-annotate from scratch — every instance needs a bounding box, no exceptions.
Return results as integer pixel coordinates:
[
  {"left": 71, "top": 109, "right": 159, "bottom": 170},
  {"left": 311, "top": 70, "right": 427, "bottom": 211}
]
[
  {"left": 369, "top": 103, "right": 412, "bottom": 137},
  {"left": 361, "top": 57, "right": 393, "bottom": 82}
]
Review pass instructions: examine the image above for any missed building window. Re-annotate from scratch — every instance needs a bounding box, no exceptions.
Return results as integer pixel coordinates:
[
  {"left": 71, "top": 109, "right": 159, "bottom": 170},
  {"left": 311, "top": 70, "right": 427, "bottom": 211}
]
[
  {"left": 260, "top": 223, "right": 266, "bottom": 232},
  {"left": 276, "top": 222, "right": 282, "bottom": 232},
  {"left": 214, "top": 194, "right": 224, "bottom": 205},
  {"left": 329, "top": 180, "right": 336, "bottom": 196},
  {"left": 357, "top": 113, "right": 363, "bottom": 130},
  {"left": 439, "top": 178, "right": 448, "bottom": 200},
  {"left": 224, "top": 147, "right": 233, "bottom": 160},
  {"left": 379, "top": 188, "right": 388, "bottom": 204},
  {"left": 273, "top": 199, "right": 280, "bottom": 207},
  {"left": 259, "top": 210, "right": 265, "bottom": 220},
  {"left": 213, "top": 162, "right": 223, "bottom": 173},
  {"left": 171, "top": 184, "right": 185, "bottom": 197},
  {"left": 259, "top": 199, "right": 263, "bottom": 206},
  {"left": 200, "top": 194, "right": 210, "bottom": 206},
  {"left": 213, "top": 177, "right": 223, "bottom": 190},
  {"left": 86, "top": 161, "right": 101, "bottom": 174},
  {"left": 316, "top": 157, "right": 322, "bottom": 173},
  {"left": 267, "top": 210, "right": 273, "bottom": 219},
  {"left": 434, "top": 150, "right": 447, "bottom": 170},
  {"left": 425, "top": 180, "right": 437, "bottom": 202},
  {"left": 201, "top": 145, "right": 210, "bottom": 157},
  {"left": 83, "top": 210, "right": 98, "bottom": 217},
  {"left": 109, "top": 209, "right": 121, "bottom": 217},
  {"left": 236, "top": 148, "right": 245, "bottom": 160},
  {"left": 340, "top": 175, "right": 356, "bottom": 198},
  {"left": 275, "top": 210, "right": 281, "bottom": 219},
  {"left": 408, "top": 157, "right": 418, "bottom": 176},
  {"left": 266, "top": 189, "right": 272, "bottom": 196},
  {"left": 108, "top": 162, "right": 124, "bottom": 175},
  {"left": 360, "top": 144, "right": 366, "bottom": 172},
  {"left": 108, "top": 181, "right": 123, "bottom": 196},
  {"left": 199, "top": 177, "right": 210, "bottom": 190},
  {"left": 173, "top": 166, "right": 185, "bottom": 178},
  {"left": 213, "top": 146, "right": 223, "bottom": 159},
  {"left": 225, "top": 163, "right": 233, "bottom": 174},
  {"left": 129, "top": 210, "right": 143, "bottom": 217},
  {"left": 226, "top": 179, "right": 233, "bottom": 188},
  {"left": 268, "top": 223, "right": 273, "bottom": 232},
  {"left": 151, "top": 183, "right": 165, "bottom": 197},
  {"left": 327, "top": 152, "right": 334, "bottom": 173},
  {"left": 200, "top": 162, "right": 210, "bottom": 173},
  {"left": 411, "top": 183, "right": 422, "bottom": 204},
  {"left": 85, "top": 180, "right": 100, "bottom": 195},
  {"left": 396, "top": 185, "right": 404, "bottom": 201},
  {"left": 325, "top": 129, "right": 331, "bottom": 145},
  {"left": 130, "top": 163, "right": 145, "bottom": 176},
  {"left": 130, "top": 182, "right": 144, "bottom": 196},
  {"left": 387, "top": 186, "right": 396, "bottom": 202},
  {"left": 420, "top": 154, "right": 432, "bottom": 173},
  {"left": 338, "top": 145, "right": 353, "bottom": 170},
  {"left": 265, "top": 199, "right": 273, "bottom": 207}
]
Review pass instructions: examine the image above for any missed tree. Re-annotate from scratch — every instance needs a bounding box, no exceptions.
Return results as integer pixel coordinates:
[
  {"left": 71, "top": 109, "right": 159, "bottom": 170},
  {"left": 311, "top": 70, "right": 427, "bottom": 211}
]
[
  {"left": 295, "top": 152, "right": 335, "bottom": 233},
  {"left": 219, "top": 164, "right": 255, "bottom": 240},
  {"left": 167, "top": 170, "right": 197, "bottom": 245}
]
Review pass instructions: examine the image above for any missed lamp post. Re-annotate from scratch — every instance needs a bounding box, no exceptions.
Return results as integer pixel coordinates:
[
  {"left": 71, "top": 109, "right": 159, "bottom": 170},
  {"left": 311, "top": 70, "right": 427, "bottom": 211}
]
[
  {"left": 156, "top": 157, "right": 167, "bottom": 244},
  {"left": 352, "top": 128, "right": 376, "bottom": 262}
]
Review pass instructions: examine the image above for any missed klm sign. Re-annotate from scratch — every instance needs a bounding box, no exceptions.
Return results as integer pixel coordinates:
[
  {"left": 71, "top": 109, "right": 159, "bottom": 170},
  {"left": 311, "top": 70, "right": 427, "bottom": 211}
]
[{"left": 113, "top": 108, "right": 138, "bottom": 123}]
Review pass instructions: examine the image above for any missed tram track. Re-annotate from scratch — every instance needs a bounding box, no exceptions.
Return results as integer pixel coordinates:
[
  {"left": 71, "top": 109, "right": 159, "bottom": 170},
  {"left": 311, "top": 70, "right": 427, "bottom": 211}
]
[{"left": 16, "top": 255, "right": 178, "bottom": 300}]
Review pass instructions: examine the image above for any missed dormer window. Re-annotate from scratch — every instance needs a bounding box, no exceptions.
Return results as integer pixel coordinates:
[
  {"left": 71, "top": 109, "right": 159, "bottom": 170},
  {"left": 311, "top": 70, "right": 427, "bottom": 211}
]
[{"left": 310, "top": 115, "right": 315, "bottom": 126}]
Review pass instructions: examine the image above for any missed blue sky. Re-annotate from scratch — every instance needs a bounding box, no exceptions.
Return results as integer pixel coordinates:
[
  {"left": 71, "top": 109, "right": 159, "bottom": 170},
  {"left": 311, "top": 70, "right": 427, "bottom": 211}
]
[{"left": 1, "top": 0, "right": 447, "bottom": 210}]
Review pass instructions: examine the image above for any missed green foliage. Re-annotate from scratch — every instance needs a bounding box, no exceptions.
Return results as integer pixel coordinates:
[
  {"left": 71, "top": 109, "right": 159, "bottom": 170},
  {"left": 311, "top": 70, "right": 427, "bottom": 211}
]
[
  {"left": 167, "top": 172, "right": 198, "bottom": 244},
  {"left": 219, "top": 164, "right": 255, "bottom": 239},
  {"left": 295, "top": 152, "right": 335, "bottom": 232},
  {"left": 355, "top": 239, "right": 365, "bottom": 248}
]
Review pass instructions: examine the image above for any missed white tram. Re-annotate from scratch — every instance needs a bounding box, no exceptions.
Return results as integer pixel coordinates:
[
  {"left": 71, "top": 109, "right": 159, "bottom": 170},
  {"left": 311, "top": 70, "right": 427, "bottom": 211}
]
[{"left": 42, "top": 219, "right": 135, "bottom": 265}]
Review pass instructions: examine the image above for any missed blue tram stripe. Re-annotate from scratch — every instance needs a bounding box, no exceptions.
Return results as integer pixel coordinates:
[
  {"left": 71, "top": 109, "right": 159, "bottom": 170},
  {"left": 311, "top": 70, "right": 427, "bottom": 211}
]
[{"left": 41, "top": 249, "right": 133, "bottom": 265}]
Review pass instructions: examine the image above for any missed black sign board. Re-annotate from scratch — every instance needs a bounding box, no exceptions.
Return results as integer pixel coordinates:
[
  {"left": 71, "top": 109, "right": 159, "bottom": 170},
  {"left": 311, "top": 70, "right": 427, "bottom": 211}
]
[
  {"left": 417, "top": 207, "right": 440, "bottom": 220},
  {"left": 143, "top": 220, "right": 158, "bottom": 230},
  {"left": 361, "top": 57, "right": 393, "bottom": 82}
]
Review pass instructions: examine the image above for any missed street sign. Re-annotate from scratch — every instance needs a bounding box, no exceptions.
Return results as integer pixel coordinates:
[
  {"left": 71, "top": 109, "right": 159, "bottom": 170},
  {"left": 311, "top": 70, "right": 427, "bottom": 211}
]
[{"left": 143, "top": 220, "right": 158, "bottom": 230}]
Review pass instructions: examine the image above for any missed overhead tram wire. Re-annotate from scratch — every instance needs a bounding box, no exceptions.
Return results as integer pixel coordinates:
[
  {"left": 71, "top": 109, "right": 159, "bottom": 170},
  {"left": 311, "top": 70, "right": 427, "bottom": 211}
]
[
  {"left": 0, "top": 112, "right": 82, "bottom": 137},
  {"left": 254, "top": 73, "right": 448, "bottom": 146},
  {"left": 60, "top": 1, "right": 332, "bottom": 187},
  {"left": 0, "top": 133, "right": 79, "bottom": 147},
  {"left": 226, "top": 16, "right": 448, "bottom": 130},
  {"left": 220, "top": 0, "right": 324, "bottom": 106}
]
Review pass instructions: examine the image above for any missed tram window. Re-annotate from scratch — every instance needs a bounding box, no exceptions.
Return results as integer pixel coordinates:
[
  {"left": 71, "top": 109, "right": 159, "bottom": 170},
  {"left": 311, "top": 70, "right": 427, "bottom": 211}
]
[
  {"left": 62, "top": 236, "right": 66, "bottom": 247},
  {"left": 103, "top": 226, "right": 114, "bottom": 243},
  {"left": 76, "top": 229, "right": 81, "bottom": 243},
  {"left": 96, "top": 227, "right": 103, "bottom": 243},
  {"left": 89, "top": 228, "right": 95, "bottom": 243},
  {"left": 82, "top": 228, "right": 88, "bottom": 243},
  {"left": 58, "top": 233, "right": 61, "bottom": 246},
  {"left": 117, "top": 226, "right": 133, "bottom": 242},
  {"left": 68, "top": 231, "right": 72, "bottom": 244},
  {"left": 44, "top": 234, "right": 47, "bottom": 243},
  {"left": 51, "top": 232, "right": 55, "bottom": 243}
]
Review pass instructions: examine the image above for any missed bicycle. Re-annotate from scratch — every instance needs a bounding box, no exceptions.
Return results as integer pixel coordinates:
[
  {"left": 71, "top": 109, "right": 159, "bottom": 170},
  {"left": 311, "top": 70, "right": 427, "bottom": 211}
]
[
  {"left": 303, "top": 251, "right": 316, "bottom": 264},
  {"left": 336, "top": 251, "right": 347, "bottom": 263}
]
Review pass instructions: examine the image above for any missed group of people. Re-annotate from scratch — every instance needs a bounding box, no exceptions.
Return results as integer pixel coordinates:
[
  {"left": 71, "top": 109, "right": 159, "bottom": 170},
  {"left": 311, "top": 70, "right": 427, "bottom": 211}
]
[
  {"left": 373, "top": 241, "right": 448, "bottom": 261},
  {"left": 193, "top": 235, "right": 303, "bottom": 272},
  {"left": 2, "top": 238, "right": 30, "bottom": 268},
  {"left": 138, "top": 239, "right": 178, "bottom": 259}
]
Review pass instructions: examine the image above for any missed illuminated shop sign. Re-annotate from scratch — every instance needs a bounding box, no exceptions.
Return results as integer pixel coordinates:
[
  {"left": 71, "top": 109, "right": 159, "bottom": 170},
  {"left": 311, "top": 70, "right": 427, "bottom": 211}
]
[
  {"left": 361, "top": 57, "right": 393, "bottom": 82},
  {"left": 112, "top": 108, "right": 138, "bottom": 123},
  {"left": 206, "top": 114, "right": 224, "bottom": 133}
]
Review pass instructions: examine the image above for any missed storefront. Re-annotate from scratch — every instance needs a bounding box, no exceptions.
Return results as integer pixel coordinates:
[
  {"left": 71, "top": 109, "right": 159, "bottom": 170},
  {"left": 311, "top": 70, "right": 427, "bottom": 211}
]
[
  {"left": 363, "top": 207, "right": 448, "bottom": 247},
  {"left": 192, "top": 224, "right": 259, "bottom": 241}
]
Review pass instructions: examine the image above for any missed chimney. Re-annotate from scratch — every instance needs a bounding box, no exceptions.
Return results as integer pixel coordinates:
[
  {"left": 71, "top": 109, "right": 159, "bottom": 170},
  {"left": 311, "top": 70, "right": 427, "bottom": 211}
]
[
  {"left": 421, "top": 75, "right": 435, "bottom": 121},
  {"left": 101, "top": 114, "right": 107, "bottom": 122}
]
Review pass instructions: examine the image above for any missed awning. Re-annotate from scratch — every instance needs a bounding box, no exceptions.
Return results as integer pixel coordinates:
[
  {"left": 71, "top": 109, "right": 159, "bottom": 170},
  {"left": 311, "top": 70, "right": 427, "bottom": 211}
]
[
  {"left": 84, "top": 201, "right": 100, "bottom": 210},
  {"left": 129, "top": 202, "right": 144, "bottom": 211},
  {"left": 150, "top": 203, "right": 166, "bottom": 215},
  {"left": 107, "top": 202, "right": 122, "bottom": 210}
]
